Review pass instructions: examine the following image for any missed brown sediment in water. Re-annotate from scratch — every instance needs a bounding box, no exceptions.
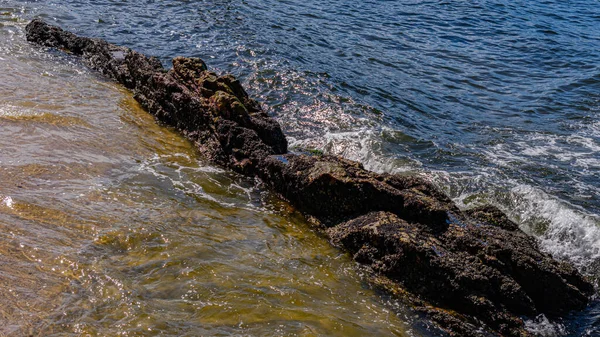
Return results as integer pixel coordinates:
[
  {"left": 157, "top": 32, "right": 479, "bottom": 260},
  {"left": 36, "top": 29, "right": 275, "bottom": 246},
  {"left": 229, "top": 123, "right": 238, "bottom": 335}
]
[{"left": 24, "top": 18, "right": 594, "bottom": 337}]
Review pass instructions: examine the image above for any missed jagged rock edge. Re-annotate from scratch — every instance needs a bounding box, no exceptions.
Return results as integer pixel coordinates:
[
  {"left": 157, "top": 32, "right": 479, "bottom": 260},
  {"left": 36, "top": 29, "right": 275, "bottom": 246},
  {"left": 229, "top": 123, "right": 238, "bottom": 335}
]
[{"left": 24, "top": 19, "right": 594, "bottom": 337}]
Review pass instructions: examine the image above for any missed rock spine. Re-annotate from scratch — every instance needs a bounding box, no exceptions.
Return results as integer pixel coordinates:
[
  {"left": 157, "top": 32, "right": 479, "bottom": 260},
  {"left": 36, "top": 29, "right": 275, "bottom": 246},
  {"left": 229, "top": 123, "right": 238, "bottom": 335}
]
[{"left": 25, "top": 19, "right": 594, "bottom": 337}]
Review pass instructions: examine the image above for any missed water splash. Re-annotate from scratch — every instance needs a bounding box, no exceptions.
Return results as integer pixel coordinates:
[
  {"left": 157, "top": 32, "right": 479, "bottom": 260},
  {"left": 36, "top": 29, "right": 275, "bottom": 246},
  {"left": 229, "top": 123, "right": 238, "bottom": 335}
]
[
  {"left": 508, "top": 184, "right": 600, "bottom": 272},
  {"left": 524, "top": 315, "right": 567, "bottom": 337}
]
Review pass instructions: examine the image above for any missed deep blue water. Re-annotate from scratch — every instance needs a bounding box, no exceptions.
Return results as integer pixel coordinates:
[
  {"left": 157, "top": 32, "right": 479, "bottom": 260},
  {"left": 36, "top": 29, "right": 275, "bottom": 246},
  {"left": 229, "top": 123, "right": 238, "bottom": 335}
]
[{"left": 6, "top": 0, "right": 600, "bottom": 335}]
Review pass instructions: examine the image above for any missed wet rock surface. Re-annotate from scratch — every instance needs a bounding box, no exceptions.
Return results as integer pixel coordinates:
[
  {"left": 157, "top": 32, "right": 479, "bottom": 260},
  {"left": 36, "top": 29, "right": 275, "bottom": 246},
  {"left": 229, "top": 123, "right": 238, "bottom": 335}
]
[
  {"left": 25, "top": 19, "right": 287, "bottom": 175},
  {"left": 329, "top": 210, "right": 593, "bottom": 336},
  {"left": 26, "top": 19, "right": 594, "bottom": 337},
  {"left": 257, "top": 154, "right": 458, "bottom": 231}
]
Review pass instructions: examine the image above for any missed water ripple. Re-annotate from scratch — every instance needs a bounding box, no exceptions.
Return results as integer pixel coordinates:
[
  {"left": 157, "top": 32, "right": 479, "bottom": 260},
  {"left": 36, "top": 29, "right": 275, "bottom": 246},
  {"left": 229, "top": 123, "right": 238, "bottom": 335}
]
[{"left": 4, "top": 0, "right": 600, "bottom": 334}]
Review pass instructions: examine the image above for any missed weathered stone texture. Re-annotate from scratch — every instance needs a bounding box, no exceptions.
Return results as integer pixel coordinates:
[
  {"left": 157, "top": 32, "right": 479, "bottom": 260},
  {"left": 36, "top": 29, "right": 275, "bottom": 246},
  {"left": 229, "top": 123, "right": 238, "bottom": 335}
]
[{"left": 26, "top": 19, "right": 594, "bottom": 337}]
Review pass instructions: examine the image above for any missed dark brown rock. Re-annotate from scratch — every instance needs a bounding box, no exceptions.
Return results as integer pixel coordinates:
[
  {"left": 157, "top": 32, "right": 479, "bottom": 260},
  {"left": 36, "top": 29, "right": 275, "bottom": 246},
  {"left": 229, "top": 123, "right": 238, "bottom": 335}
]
[
  {"left": 25, "top": 18, "right": 287, "bottom": 175},
  {"left": 257, "top": 154, "right": 457, "bottom": 231},
  {"left": 329, "top": 211, "right": 592, "bottom": 336},
  {"left": 466, "top": 205, "right": 520, "bottom": 231},
  {"left": 25, "top": 19, "right": 594, "bottom": 337}
]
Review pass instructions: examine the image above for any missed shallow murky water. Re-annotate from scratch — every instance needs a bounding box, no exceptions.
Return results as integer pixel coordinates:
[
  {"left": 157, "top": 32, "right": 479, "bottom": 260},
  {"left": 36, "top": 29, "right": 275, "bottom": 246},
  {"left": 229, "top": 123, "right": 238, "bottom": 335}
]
[{"left": 0, "top": 15, "right": 416, "bottom": 337}]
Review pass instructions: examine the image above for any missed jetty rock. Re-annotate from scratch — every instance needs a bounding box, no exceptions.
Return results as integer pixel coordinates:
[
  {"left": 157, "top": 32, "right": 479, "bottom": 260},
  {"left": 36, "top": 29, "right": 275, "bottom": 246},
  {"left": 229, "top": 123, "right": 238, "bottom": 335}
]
[{"left": 26, "top": 19, "right": 594, "bottom": 336}]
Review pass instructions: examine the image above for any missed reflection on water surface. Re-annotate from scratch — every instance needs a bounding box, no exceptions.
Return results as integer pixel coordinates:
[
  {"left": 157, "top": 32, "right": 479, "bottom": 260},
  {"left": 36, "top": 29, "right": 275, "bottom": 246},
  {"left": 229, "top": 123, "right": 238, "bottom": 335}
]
[{"left": 0, "top": 12, "right": 416, "bottom": 337}]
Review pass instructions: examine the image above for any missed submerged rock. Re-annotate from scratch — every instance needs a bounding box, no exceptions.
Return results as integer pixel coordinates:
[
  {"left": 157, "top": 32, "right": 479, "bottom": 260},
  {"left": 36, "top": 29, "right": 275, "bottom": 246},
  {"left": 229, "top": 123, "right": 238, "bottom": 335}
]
[{"left": 26, "top": 19, "right": 594, "bottom": 337}]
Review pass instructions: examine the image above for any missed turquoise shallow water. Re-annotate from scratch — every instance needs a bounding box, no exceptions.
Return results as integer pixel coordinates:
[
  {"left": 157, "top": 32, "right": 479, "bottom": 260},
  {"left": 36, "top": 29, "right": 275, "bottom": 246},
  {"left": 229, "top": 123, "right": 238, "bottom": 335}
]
[{"left": 2, "top": 0, "right": 600, "bottom": 335}]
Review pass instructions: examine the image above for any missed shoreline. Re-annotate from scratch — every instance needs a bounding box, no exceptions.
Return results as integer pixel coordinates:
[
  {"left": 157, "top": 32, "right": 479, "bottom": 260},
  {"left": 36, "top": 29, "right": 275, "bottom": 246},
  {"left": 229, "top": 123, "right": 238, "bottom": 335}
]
[{"left": 24, "top": 18, "right": 595, "bottom": 337}]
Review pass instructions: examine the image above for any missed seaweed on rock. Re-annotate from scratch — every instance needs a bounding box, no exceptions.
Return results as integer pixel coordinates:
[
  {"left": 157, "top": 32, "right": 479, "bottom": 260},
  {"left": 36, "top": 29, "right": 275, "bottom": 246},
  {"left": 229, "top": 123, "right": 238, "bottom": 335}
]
[{"left": 25, "top": 19, "right": 594, "bottom": 337}]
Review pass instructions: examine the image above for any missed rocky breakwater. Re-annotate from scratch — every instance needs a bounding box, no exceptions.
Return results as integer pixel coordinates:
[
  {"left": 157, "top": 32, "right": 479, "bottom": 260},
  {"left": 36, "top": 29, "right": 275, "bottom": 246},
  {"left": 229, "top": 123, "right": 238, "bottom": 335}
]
[{"left": 25, "top": 19, "right": 594, "bottom": 336}]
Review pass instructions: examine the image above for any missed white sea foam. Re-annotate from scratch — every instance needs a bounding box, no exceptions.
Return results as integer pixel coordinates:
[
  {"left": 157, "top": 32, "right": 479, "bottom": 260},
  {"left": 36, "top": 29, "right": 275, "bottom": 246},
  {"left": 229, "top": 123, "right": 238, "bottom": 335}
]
[
  {"left": 482, "top": 126, "right": 600, "bottom": 172},
  {"left": 473, "top": 123, "right": 600, "bottom": 272},
  {"left": 508, "top": 184, "right": 600, "bottom": 270},
  {"left": 138, "top": 154, "right": 221, "bottom": 204},
  {"left": 290, "top": 119, "right": 600, "bottom": 274},
  {"left": 2, "top": 195, "right": 14, "bottom": 209},
  {"left": 436, "top": 170, "right": 600, "bottom": 271},
  {"left": 288, "top": 127, "right": 422, "bottom": 174},
  {"left": 524, "top": 314, "right": 567, "bottom": 337}
]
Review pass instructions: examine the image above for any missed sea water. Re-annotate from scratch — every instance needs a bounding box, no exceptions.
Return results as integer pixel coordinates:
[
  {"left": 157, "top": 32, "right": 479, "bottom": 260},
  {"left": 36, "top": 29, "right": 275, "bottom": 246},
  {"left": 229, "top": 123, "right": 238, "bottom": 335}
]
[{"left": 1, "top": 1, "right": 599, "bottom": 336}]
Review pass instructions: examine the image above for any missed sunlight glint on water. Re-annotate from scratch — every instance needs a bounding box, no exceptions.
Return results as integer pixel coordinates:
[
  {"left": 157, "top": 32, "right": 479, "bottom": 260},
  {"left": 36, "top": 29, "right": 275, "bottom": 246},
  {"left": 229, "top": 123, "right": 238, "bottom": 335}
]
[
  {"left": 0, "top": 16, "right": 413, "bottom": 337},
  {"left": 2, "top": 0, "right": 600, "bottom": 335}
]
